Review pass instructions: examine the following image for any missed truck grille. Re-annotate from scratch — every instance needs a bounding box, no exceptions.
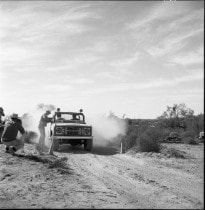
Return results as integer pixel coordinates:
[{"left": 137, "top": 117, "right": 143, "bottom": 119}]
[{"left": 54, "top": 126, "right": 91, "bottom": 136}]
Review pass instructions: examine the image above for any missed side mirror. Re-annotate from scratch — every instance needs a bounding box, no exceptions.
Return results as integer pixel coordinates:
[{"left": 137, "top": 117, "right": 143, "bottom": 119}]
[{"left": 79, "top": 109, "right": 83, "bottom": 113}]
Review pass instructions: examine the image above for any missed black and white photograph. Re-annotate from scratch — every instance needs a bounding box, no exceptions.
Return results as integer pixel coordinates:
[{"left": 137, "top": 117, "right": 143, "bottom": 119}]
[{"left": 0, "top": 0, "right": 204, "bottom": 209}]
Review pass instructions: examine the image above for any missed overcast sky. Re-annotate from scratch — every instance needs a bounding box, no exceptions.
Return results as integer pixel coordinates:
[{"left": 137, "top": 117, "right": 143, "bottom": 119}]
[{"left": 0, "top": 1, "right": 204, "bottom": 119}]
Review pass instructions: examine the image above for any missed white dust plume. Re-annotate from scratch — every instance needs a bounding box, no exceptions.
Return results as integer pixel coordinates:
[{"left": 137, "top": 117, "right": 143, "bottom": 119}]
[
  {"left": 37, "top": 103, "right": 56, "bottom": 112},
  {"left": 86, "top": 114, "right": 127, "bottom": 147},
  {"left": 20, "top": 103, "right": 57, "bottom": 149}
]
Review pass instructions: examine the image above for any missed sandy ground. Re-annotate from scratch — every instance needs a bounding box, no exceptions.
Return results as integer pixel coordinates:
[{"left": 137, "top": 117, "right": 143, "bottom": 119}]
[{"left": 0, "top": 142, "right": 204, "bottom": 209}]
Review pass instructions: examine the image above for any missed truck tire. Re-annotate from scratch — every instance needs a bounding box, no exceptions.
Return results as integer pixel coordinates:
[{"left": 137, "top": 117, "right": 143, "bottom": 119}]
[
  {"left": 84, "top": 139, "right": 93, "bottom": 151},
  {"left": 53, "top": 139, "right": 60, "bottom": 151}
]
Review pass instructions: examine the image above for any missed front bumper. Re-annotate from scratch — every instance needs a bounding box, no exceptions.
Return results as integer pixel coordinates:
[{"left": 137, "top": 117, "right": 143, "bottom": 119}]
[{"left": 50, "top": 136, "right": 93, "bottom": 140}]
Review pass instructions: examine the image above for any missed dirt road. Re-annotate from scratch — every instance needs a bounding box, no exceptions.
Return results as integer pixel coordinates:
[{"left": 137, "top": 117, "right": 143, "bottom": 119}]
[{"left": 0, "top": 143, "right": 204, "bottom": 209}]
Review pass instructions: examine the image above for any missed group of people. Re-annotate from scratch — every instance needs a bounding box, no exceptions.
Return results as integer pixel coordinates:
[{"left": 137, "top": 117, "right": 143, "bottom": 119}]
[{"left": 0, "top": 107, "right": 59, "bottom": 156}]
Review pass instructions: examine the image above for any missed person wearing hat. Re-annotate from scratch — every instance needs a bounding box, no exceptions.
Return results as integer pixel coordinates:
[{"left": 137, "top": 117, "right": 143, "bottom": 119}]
[
  {"left": 1, "top": 113, "right": 25, "bottom": 155},
  {"left": 0, "top": 107, "right": 5, "bottom": 117},
  {"left": 0, "top": 107, "right": 5, "bottom": 141},
  {"left": 56, "top": 108, "right": 62, "bottom": 119},
  {"left": 71, "top": 113, "right": 79, "bottom": 121},
  {"left": 0, "top": 107, "right": 5, "bottom": 124},
  {"left": 52, "top": 107, "right": 62, "bottom": 121},
  {"left": 38, "top": 110, "right": 53, "bottom": 149}
]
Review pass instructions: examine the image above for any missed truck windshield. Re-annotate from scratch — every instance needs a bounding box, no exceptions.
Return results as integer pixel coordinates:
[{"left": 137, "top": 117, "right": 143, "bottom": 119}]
[{"left": 54, "top": 112, "right": 85, "bottom": 123}]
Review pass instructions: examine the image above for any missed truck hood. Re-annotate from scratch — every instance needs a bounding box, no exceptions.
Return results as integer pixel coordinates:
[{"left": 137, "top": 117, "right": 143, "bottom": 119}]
[{"left": 52, "top": 123, "right": 92, "bottom": 127}]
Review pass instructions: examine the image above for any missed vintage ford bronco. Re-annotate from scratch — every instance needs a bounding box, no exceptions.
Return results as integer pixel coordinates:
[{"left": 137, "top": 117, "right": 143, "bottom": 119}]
[{"left": 49, "top": 110, "right": 93, "bottom": 151}]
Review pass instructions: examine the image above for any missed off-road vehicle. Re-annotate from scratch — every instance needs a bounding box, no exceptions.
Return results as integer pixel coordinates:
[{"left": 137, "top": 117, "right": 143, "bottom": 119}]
[{"left": 48, "top": 110, "right": 93, "bottom": 151}]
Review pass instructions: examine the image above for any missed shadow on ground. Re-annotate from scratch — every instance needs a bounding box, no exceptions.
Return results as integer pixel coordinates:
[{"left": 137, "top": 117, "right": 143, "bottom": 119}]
[
  {"left": 92, "top": 146, "right": 120, "bottom": 155},
  {"left": 15, "top": 153, "right": 74, "bottom": 174},
  {"left": 58, "top": 144, "right": 120, "bottom": 156}
]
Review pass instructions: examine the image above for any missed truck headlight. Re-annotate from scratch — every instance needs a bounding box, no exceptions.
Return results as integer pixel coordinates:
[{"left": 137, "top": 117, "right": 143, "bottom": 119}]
[
  {"left": 82, "top": 127, "right": 91, "bottom": 136},
  {"left": 55, "top": 126, "right": 64, "bottom": 135}
]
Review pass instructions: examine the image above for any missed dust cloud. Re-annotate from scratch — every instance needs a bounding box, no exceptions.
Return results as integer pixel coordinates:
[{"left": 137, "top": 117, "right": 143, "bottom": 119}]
[
  {"left": 37, "top": 103, "right": 56, "bottom": 112},
  {"left": 86, "top": 115, "right": 127, "bottom": 147},
  {"left": 20, "top": 104, "right": 57, "bottom": 147},
  {"left": 20, "top": 112, "right": 41, "bottom": 145},
  {"left": 19, "top": 105, "right": 127, "bottom": 150}
]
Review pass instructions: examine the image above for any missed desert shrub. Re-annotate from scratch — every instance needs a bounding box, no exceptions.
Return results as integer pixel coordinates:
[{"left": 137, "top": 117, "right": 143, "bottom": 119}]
[
  {"left": 169, "top": 131, "right": 179, "bottom": 138},
  {"left": 182, "top": 130, "right": 196, "bottom": 139},
  {"left": 47, "top": 157, "right": 68, "bottom": 169},
  {"left": 183, "top": 137, "right": 198, "bottom": 145},
  {"left": 122, "top": 130, "right": 138, "bottom": 150},
  {"left": 121, "top": 126, "right": 163, "bottom": 152},
  {"left": 160, "top": 146, "right": 187, "bottom": 158},
  {"left": 182, "top": 130, "right": 199, "bottom": 144},
  {"left": 138, "top": 133, "right": 159, "bottom": 152},
  {"left": 137, "top": 128, "right": 162, "bottom": 153},
  {"left": 161, "top": 128, "right": 172, "bottom": 140},
  {"left": 185, "top": 114, "right": 204, "bottom": 137}
]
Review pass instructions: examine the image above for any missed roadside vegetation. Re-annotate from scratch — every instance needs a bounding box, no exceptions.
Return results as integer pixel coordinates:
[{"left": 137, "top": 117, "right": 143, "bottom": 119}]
[{"left": 109, "top": 103, "right": 204, "bottom": 154}]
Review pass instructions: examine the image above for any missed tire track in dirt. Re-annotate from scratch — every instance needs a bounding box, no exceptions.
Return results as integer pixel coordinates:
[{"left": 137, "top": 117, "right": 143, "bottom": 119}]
[
  {"left": 109, "top": 154, "right": 203, "bottom": 209},
  {"left": 61, "top": 152, "right": 162, "bottom": 208},
  {"left": 58, "top": 148, "right": 203, "bottom": 209},
  {"left": 63, "top": 153, "right": 150, "bottom": 209}
]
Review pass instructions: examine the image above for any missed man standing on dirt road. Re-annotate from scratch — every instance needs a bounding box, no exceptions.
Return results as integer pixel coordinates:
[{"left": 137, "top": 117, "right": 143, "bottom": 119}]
[
  {"left": 48, "top": 108, "right": 61, "bottom": 155},
  {"left": 1, "top": 113, "right": 25, "bottom": 155},
  {"left": 38, "top": 110, "right": 52, "bottom": 149}
]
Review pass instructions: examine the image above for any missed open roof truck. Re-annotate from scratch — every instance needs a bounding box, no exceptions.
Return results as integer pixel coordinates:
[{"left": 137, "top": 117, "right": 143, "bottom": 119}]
[{"left": 49, "top": 110, "right": 93, "bottom": 151}]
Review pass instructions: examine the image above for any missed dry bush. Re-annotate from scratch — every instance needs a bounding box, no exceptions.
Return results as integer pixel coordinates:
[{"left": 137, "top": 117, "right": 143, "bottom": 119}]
[
  {"left": 182, "top": 130, "right": 196, "bottom": 138},
  {"left": 47, "top": 157, "right": 68, "bottom": 169},
  {"left": 182, "top": 130, "right": 199, "bottom": 145},
  {"left": 122, "top": 131, "right": 138, "bottom": 150},
  {"left": 137, "top": 128, "right": 161, "bottom": 153},
  {"left": 122, "top": 126, "right": 162, "bottom": 152},
  {"left": 161, "top": 128, "right": 172, "bottom": 140},
  {"left": 183, "top": 137, "right": 198, "bottom": 145},
  {"left": 160, "top": 146, "right": 187, "bottom": 158},
  {"left": 18, "top": 154, "right": 70, "bottom": 174}
]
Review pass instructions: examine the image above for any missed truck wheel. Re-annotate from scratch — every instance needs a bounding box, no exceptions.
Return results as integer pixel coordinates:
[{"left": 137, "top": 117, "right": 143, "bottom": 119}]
[
  {"left": 84, "top": 139, "right": 93, "bottom": 151},
  {"left": 53, "top": 139, "right": 59, "bottom": 151}
]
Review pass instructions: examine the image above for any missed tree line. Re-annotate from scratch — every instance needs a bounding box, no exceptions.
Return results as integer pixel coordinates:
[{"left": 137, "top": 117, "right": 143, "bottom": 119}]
[{"left": 109, "top": 103, "right": 204, "bottom": 152}]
